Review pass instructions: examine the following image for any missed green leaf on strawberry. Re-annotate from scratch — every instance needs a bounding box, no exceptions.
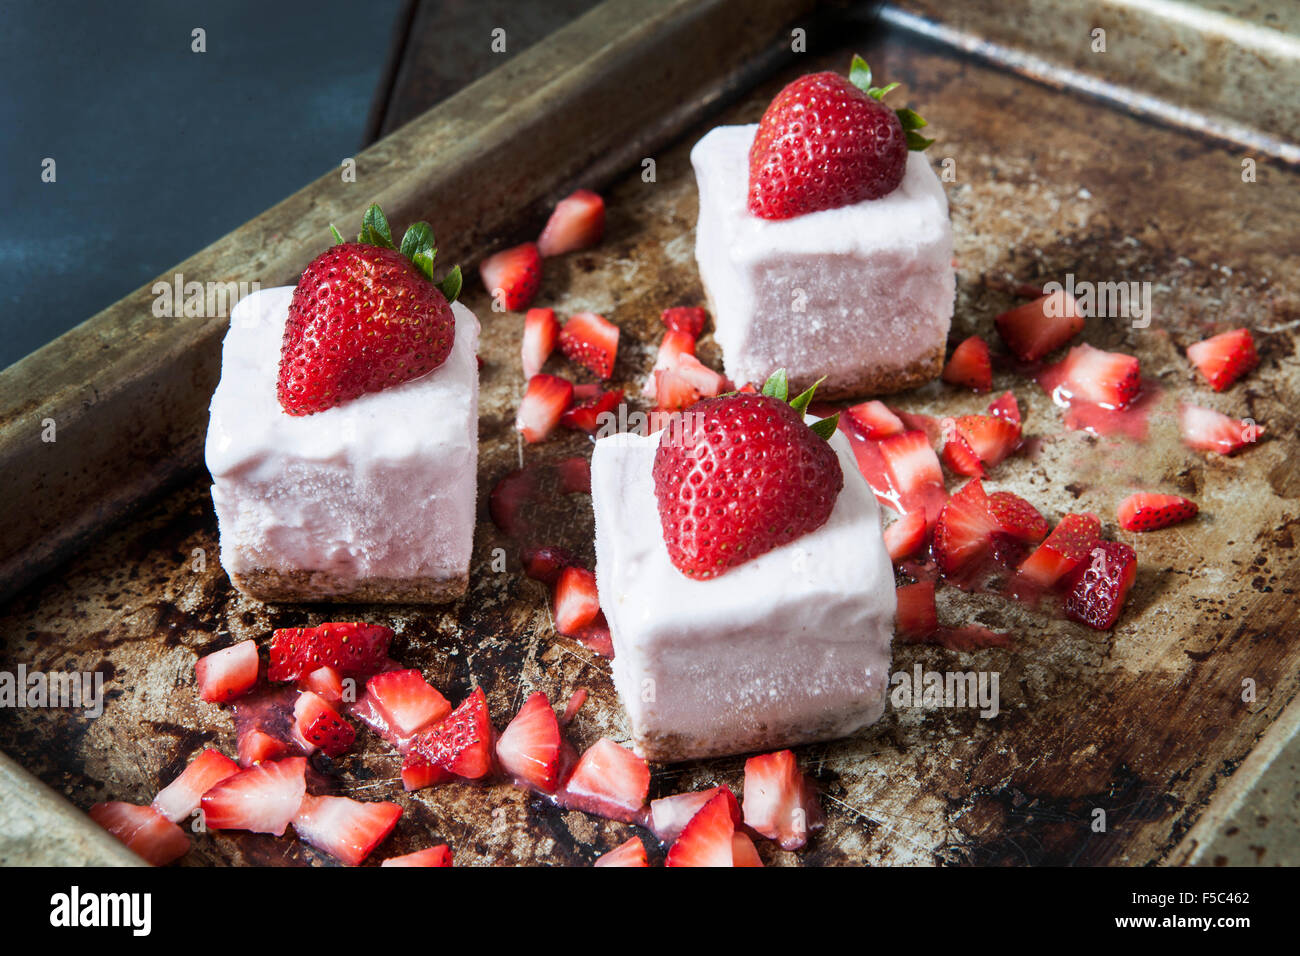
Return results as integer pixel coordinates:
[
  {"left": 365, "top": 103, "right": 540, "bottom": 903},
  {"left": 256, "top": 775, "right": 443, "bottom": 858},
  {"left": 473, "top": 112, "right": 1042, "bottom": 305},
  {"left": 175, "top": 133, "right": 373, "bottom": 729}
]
[
  {"left": 436, "top": 264, "right": 463, "bottom": 303},
  {"left": 329, "top": 224, "right": 346, "bottom": 245},
  {"left": 358, "top": 203, "right": 395, "bottom": 248},
  {"left": 846, "top": 54, "right": 932, "bottom": 152},
  {"left": 758, "top": 369, "right": 839, "bottom": 441},
  {"left": 327, "top": 204, "right": 461, "bottom": 302}
]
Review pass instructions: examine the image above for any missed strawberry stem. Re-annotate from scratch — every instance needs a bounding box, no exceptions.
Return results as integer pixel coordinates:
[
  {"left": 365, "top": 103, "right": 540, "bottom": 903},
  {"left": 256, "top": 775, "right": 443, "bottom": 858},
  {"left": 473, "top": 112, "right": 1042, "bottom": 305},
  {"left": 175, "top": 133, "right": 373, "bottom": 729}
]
[
  {"left": 340, "top": 203, "right": 462, "bottom": 302},
  {"left": 760, "top": 369, "right": 839, "bottom": 440},
  {"left": 847, "top": 54, "right": 933, "bottom": 151}
]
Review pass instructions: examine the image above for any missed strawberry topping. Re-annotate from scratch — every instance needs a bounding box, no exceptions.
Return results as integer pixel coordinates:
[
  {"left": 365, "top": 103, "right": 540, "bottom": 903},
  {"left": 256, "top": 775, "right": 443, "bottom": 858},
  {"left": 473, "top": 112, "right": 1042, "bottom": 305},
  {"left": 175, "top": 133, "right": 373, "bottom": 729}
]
[
  {"left": 268, "top": 623, "right": 393, "bottom": 682},
  {"left": 1117, "top": 493, "right": 1198, "bottom": 532},
  {"left": 537, "top": 189, "right": 605, "bottom": 257},
  {"left": 1186, "top": 328, "right": 1258, "bottom": 392},
  {"left": 559, "top": 311, "right": 619, "bottom": 378},
  {"left": 522, "top": 307, "right": 560, "bottom": 379},
  {"left": 480, "top": 242, "right": 542, "bottom": 311},
  {"left": 942, "top": 335, "right": 993, "bottom": 391}
]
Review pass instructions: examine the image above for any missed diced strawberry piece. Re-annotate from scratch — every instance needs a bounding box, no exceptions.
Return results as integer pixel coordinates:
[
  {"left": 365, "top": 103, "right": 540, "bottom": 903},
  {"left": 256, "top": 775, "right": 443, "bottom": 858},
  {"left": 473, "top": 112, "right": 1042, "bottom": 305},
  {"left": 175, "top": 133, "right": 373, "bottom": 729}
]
[
  {"left": 1063, "top": 541, "right": 1137, "bottom": 630},
  {"left": 408, "top": 686, "right": 494, "bottom": 780},
  {"left": 879, "top": 430, "right": 943, "bottom": 496},
  {"left": 665, "top": 790, "right": 751, "bottom": 867},
  {"left": 194, "top": 639, "right": 258, "bottom": 703},
  {"left": 650, "top": 787, "right": 728, "bottom": 843},
  {"left": 883, "top": 511, "right": 927, "bottom": 563},
  {"left": 292, "top": 794, "right": 402, "bottom": 866},
  {"left": 987, "top": 491, "right": 1049, "bottom": 544},
  {"left": 1186, "top": 328, "right": 1257, "bottom": 392},
  {"left": 561, "top": 688, "right": 588, "bottom": 726},
  {"left": 742, "top": 749, "right": 823, "bottom": 850},
  {"left": 988, "top": 390, "right": 1022, "bottom": 426},
  {"left": 932, "top": 479, "right": 997, "bottom": 575},
  {"left": 953, "top": 414, "right": 1021, "bottom": 467},
  {"left": 554, "top": 566, "right": 601, "bottom": 636},
  {"left": 1016, "top": 512, "right": 1102, "bottom": 589},
  {"left": 559, "top": 311, "right": 619, "bottom": 378},
  {"left": 480, "top": 242, "right": 542, "bottom": 311},
  {"left": 400, "top": 752, "right": 454, "bottom": 791},
  {"left": 562, "top": 738, "right": 649, "bottom": 822},
  {"left": 661, "top": 306, "right": 708, "bottom": 337},
  {"left": 366, "top": 669, "right": 451, "bottom": 739},
  {"left": 654, "top": 353, "right": 728, "bottom": 412},
  {"left": 895, "top": 581, "right": 939, "bottom": 639},
  {"left": 268, "top": 622, "right": 392, "bottom": 682},
  {"left": 1054, "top": 344, "right": 1141, "bottom": 410},
  {"left": 489, "top": 467, "right": 538, "bottom": 536},
  {"left": 940, "top": 431, "right": 984, "bottom": 478},
  {"left": 382, "top": 845, "right": 453, "bottom": 867},
  {"left": 496, "top": 691, "right": 562, "bottom": 793},
  {"left": 152, "top": 748, "right": 241, "bottom": 823},
  {"left": 571, "top": 613, "right": 614, "bottom": 658},
  {"left": 89, "top": 802, "right": 190, "bottom": 866},
  {"left": 731, "top": 831, "right": 764, "bottom": 867},
  {"left": 561, "top": 387, "right": 623, "bottom": 433},
  {"left": 844, "top": 399, "right": 904, "bottom": 440},
  {"left": 537, "top": 189, "right": 605, "bottom": 257},
  {"left": 995, "top": 291, "right": 1084, "bottom": 361},
  {"left": 301, "top": 666, "right": 345, "bottom": 704},
  {"left": 521, "top": 307, "right": 560, "bottom": 379},
  {"left": 1179, "top": 403, "right": 1264, "bottom": 455},
  {"left": 1117, "top": 493, "right": 1198, "bottom": 532},
  {"left": 200, "top": 757, "right": 307, "bottom": 835},
  {"left": 942, "top": 335, "right": 993, "bottom": 391},
  {"left": 516, "top": 373, "right": 574, "bottom": 443},
  {"left": 293, "top": 691, "right": 355, "bottom": 758},
  {"left": 557, "top": 456, "right": 592, "bottom": 494},
  {"left": 654, "top": 329, "right": 698, "bottom": 371},
  {"left": 237, "top": 729, "right": 290, "bottom": 767},
  {"left": 594, "top": 835, "right": 649, "bottom": 867},
  {"left": 520, "top": 545, "right": 579, "bottom": 586}
]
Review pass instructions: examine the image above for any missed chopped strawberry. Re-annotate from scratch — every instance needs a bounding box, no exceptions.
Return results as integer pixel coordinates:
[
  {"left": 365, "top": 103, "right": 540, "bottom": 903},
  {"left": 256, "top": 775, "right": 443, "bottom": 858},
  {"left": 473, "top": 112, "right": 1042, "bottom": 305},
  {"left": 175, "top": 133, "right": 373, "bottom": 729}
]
[
  {"left": 844, "top": 399, "right": 904, "bottom": 440},
  {"left": 1063, "top": 541, "right": 1137, "bottom": 630},
  {"left": 521, "top": 307, "right": 560, "bottom": 379},
  {"left": 293, "top": 691, "right": 356, "bottom": 758},
  {"left": 561, "top": 387, "right": 623, "bottom": 433},
  {"left": 300, "top": 666, "right": 346, "bottom": 705},
  {"left": 731, "top": 831, "right": 764, "bottom": 867},
  {"left": 940, "top": 431, "right": 984, "bottom": 478},
  {"left": 200, "top": 757, "right": 307, "bottom": 835},
  {"left": 407, "top": 687, "right": 494, "bottom": 780},
  {"left": 400, "top": 752, "right": 454, "bottom": 791},
  {"left": 653, "top": 366, "right": 702, "bottom": 412},
  {"left": 953, "top": 414, "right": 1021, "bottom": 467},
  {"left": 516, "top": 373, "right": 574, "bottom": 444},
  {"left": 292, "top": 794, "right": 402, "bottom": 866},
  {"left": 879, "top": 429, "right": 944, "bottom": 496},
  {"left": 987, "top": 390, "right": 1022, "bottom": 426},
  {"left": 520, "top": 545, "right": 579, "bottom": 586},
  {"left": 1179, "top": 403, "right": 1264, "bottom": 455},
  {"left": 237, "top": 729, "right": 290, "bottom": 768},
  {"left": 496, "top": 691, "right": 562, "bottom": 793},
  {"left": 1017, "top": 512, "right": 1102, "bottom": 589},
  {"left": 895, "top": 580, "right": 939, "bottom": 639},
  {"left": 995, "top": 291, "right": 1084, "bottom": 361},
  {"left": 194, "top": 639, "right": 258, "bottom": 703},
  {"left": 665, "top": 790, "right": 756, "bottom": 867},
  {"left": 480, "top": 242, "right": 542, "bottom": 311},
  {"left": 987, "top": 491, "right": 1049, "bottom": 544},
  {"left": 571, "top": 613, "right": 614, "bottom": 658},
  {"left": 558, "top": 456, "right": 592, "bottom": 494},
  {"left": 1186, "top": 328, "right": 1257, "bottom": 391},
  {"left": 561, "top": 738, "right": 650, "bottom": 822},
  {"left": 559, "top": 311, "right": 619, "bottom": 378},
  {"left": 644, "top": 330, "right": 698, "bottom": 400},
  {"left": 661, "top": 306, "right": 708, "bottom": 337},
  {"left": 89, "top": 802, "right": 189, "bottom": 866},
  {"left": 489, "top": 467, "right": 538, "bottom": 536},
  {"left": 537, "top": 189, "right": 605, "bottom": 257},
  {"left": 366, "top": 669, "right": 451, "bottom": 739},
  {"left": 649, "top": 787, "right": 728, "bottom": 843},
  {"left": 883, "top": 511, "right": 927, "bottom": 562},
  {"left": 1053, "top": 344, "right": 1141, "bottom": 410},
  {"left": 942, "top": 335, "right": 993, "bottom": 391},
  {"left": 1117, "top": 493, "right": 1198, "bottom": 532},
  {"left": 742, "top": 749, "right": 823, "bottom": 850},
  {"left": 554, "top": 567, "right": 601, "bottom": 636},
  {"left": 561, "top": 688, "right": 588, "bottom": 726},
  {"left": 268, "top": 622, "right": 392, "bottom": 682},
  {"left": 152, "top": 748, "right": 241, "bottom": 823},
  {"left": 933, "top": 479, "right": 998, "bottom": 575},
  {"left": 382, "top": 845, "right": 453, "bottom": 867},
  {"left": 594, "top": 836, "right": 650, "bottom": 867}
]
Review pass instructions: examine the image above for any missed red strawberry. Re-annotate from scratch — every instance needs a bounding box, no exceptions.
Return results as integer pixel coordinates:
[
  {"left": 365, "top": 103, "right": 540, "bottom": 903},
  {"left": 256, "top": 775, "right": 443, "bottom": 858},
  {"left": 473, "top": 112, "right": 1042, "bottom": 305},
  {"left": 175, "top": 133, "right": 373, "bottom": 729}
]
[
  {"left": 408, "top": 687, "right": 494, "bottom": 780},
  {"left": 895, "top": 580, "right": 939, "bottom": 639},
  {"left": 844, "top": 399, "right": 904, "bottom": 440},
  {"left": 666, "top": 790, "right": 757, "bottom": 867},
  {"left": 237, "top": 729, "right": 290, "bottom": 768},
  {"left": 294, "top": 690, "right": 356, "bottom": 758},
  {"left": 1117, "top": 493, "right": 1197, "bottom": 532},
  {"left": 742, "top": 749, "right": 823, "bottom": 850},
  {"left": 933, "top": 479, "right": 997, "bottom": 575},
  {"left": 400, "top": 752, "right": 454, "bottom": 791},
  {"left": 940, "top": 431, "right": 984, "bottom": 478},
  {"left": 522, "top": 307, "right": 560, "bottom": 378},
  {"left": 661, "top": 306, "right": 708, "bottom": 337},
  {"left": 562, "top": 738, "right": 650, "bottom": 823},
  {"left": 520, "top": 545, "right": 579, "bottom": 586},
  {"left": 558, "top": 456, "right": 592, "bottom": 495},
  {"left": 152, "top": 748, "right": 241, "bottom": 823},
  {"left": 1016, "top": 512, "right": 1102, "bottom": 589},
  {"left": 594, "top": 836, "right": 649, "bottom": 868},
  {"left": 495, "top": 691, "right": 562, "bottom": 793},
  {"left": 561, "top": 387, "right": 623, "bottom": 433},
  {"left": 1179, "top": 404, "right": 1264, "bottom": 455},
  {"left": 489, "top": 467, "right": 538, "bottom": 536},
  {"left": 652, "top": 373, "right": 843, "bottom": 579},
  {"left": 650, "top": 787, "right": 729, "bottom": 843},
  {"left": 382, "top": 845, "right": 453, "bottom": 867},
  {"left": 942, "top": 335, "right": 993, "bottom": 391},
  {"left": 480, "top": 242, "right": 542, "bottom": 311},
  {"left": 300, "top": 665, "right": 345, "bottom": 704},
  {"left": 194, "top": 640, "right": 259, "bottom": 703},
  {"left": 653, "top": 354, "right": 729, "bottom": 411},
  {"left": 559, "top": 311, "right": 619, "bottom": 378},
  {"left": 988, "top": 390, "right": 1022, "bottom": 426},
  {"left": 1063, "top": 541, "right": 1137, "bottom": 630},
  {"left": 292, "top": 794, "right": 402, "bottom": 866},
  {"left": 748, "top": 56, "right": 928, "bottom": 219},
  {"left": 953, "top": 414, "right": 1021, "bottom": 467},
  {"left": 365, "top": 669, "right": 450, "bottom": 739},
  {"left": 561, "top": 688, "right": 589, "bottom": 726},
  {"left": 268, "top": 623, "right": 392, "bottom": 682},
  {"left": 987, "top": 491, "right": 1049, "bottom": 544},
  {"left": 89, "top": 802, "right": 190, "bottom": 866},
  {"left": 879, "top": 429, "right": 945, "bottom": 495},
  {"left": 1186, "top": 328, "right": 1257, "bottom": 391},
  {"left": 994, "top": 291, "right": 1084, "bottom": 361},
  {"left": 537, "top": 189, "right": 605, "bottom": 257},
  {"left": 515, "top": 373, "right": 574, "bottom": 444},
  {"left": 645, "top": 329, "right": 698, "bottom": 400},
  {"left": 200, "top": 757, "right": 307, "bottom": 835},
  {"left": 1054, "top": 344, "right": 1141, "bottom": 410},
  {"left": 554, "top": 567, "right": 601, "bottom": 636},
  {"left": 883, "top": 511, "right": 927, "bottom": 562}
]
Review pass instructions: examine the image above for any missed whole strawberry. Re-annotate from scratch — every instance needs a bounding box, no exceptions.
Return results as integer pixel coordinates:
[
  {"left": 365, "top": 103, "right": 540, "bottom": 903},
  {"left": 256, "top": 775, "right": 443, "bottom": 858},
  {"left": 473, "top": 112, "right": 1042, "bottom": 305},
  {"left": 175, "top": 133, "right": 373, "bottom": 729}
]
[
  {"left": 277, "top": 204, "right": 464, "bottom": 416},
  {"left": 652, "top": 370, "right": 843, "bottom": 579},
  {"left": 748, "top": 55, "right": 932, "bottom": 220}
]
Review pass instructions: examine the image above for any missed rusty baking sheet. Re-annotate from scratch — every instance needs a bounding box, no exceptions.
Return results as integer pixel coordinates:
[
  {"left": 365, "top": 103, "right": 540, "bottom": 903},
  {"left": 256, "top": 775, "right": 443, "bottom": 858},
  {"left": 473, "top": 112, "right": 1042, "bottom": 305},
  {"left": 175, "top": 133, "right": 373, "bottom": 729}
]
[{"left": 2, "top": 2, "right": 1299, "bottom": 866}]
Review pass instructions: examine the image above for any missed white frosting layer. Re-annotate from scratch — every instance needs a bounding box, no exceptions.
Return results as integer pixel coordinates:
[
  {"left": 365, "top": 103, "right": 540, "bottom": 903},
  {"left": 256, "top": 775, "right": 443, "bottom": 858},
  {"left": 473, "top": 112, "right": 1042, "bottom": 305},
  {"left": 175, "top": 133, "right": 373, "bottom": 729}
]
[
  {"left": 692, "top": 124, "right": 955, "bottom": 392},
  {"left": 592, "top": 424, "right": 895, "bottom": 761},
  {"left": 206, "top": 286, "right": 479, "bottom": 588}
]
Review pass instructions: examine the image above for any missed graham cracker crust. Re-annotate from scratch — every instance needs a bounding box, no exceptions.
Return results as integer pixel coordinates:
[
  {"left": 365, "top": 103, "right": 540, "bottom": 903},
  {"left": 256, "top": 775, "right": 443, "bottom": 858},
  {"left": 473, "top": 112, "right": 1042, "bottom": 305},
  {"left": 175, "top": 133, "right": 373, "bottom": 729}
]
[
  {"left": 630, "top": 704, "right": 884, "bottom": 764},
  {"left": 229, "top": 567, "right": 468, "bottom": 605},
  {"left": 797, "top": 341, "right": 947, "bottom": 402}
]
